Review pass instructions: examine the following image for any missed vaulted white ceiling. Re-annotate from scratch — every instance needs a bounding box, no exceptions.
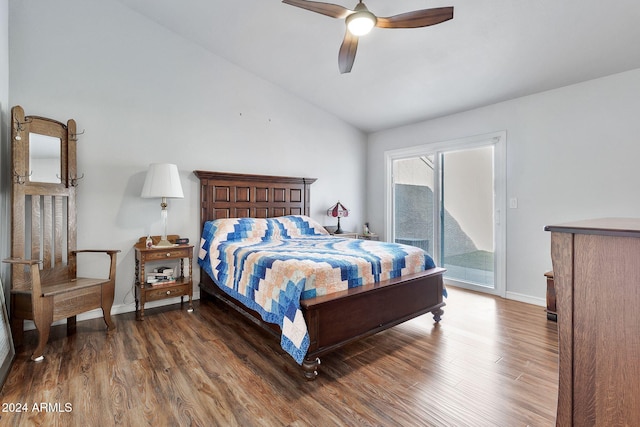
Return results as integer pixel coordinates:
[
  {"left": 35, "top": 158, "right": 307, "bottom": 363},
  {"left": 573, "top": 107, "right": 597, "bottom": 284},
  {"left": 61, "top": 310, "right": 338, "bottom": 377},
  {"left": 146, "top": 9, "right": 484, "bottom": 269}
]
[{"left": 116, "top": 0, "right": 640, "bottom": 132}]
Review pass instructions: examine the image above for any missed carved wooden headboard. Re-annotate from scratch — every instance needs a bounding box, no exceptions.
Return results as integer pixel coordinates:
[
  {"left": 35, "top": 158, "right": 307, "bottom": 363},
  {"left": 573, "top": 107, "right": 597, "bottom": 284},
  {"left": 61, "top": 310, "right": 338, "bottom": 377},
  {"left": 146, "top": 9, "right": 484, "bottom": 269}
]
[{"left": 193, "top": 171, "right": 317, "bottom": 230}]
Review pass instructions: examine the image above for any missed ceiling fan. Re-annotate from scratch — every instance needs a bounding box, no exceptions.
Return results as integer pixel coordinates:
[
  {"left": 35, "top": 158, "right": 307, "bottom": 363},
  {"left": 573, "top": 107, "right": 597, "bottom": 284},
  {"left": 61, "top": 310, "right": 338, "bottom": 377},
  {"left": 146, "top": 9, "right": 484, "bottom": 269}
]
[{"left": 282, "top": 0, "right": 454, "bottom": 74}]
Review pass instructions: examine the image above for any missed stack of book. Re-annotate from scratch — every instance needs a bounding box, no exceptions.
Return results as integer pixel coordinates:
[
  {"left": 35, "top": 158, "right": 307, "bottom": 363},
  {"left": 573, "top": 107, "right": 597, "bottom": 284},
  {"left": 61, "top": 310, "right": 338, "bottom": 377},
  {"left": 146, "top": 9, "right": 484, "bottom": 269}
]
[{"left": 147, "top": 267, "right": 176, "bottom": 285}]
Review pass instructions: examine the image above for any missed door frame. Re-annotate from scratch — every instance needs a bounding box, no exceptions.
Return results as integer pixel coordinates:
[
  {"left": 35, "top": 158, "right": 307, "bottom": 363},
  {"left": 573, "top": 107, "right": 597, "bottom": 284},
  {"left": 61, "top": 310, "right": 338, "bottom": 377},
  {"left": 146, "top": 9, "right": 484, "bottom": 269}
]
[{"left": 383, "top": 131, "right": 507, "bottom": 297}]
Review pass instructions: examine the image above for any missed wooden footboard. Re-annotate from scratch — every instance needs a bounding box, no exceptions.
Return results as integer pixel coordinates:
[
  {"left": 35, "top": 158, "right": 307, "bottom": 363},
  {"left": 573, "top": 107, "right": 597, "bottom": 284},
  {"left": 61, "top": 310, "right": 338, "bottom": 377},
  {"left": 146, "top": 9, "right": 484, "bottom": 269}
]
[
  {"left": 302, "top": 267, "right": 446, "bottom": 355},
  {"left": 199, "top": 267, "right": 446, "bottom": 380}
]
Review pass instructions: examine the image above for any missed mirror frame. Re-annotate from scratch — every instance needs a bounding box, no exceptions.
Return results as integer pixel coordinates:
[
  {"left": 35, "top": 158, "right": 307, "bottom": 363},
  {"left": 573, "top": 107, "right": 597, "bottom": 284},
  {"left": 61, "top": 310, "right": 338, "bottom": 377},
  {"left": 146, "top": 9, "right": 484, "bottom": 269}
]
[{"left": 11, "top": 105, "right": 76, "bottom": 188}]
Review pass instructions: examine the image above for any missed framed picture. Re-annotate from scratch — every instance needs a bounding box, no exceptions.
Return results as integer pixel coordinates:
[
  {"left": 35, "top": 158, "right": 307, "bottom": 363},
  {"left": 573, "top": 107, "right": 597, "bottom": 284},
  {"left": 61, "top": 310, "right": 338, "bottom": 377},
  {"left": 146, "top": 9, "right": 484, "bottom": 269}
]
[{"left": 0, "top": 277, "right": 15, "bottom": 388}]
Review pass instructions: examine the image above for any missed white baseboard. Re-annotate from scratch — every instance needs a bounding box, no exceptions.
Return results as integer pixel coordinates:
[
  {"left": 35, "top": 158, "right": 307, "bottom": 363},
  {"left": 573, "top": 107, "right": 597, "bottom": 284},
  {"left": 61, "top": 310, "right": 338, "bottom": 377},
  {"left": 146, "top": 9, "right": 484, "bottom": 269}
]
[
  {"left": 505, "top": 291, "right": 546, "bottom": 307},
  {"left": 448, "top": 282, "right": 547, "bottom": 307}
]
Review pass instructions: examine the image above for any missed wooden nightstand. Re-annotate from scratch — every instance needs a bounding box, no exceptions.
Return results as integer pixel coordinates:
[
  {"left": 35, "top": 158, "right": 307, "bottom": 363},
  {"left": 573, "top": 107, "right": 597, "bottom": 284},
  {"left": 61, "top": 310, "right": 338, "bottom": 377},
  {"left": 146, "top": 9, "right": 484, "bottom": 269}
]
[
  {"left": 331, "top": 231, "right": 358, "bottom": 238},
  {"left": 356, "top": 233, "right": 379, "bottom": 241},
  {"left": 544, "top": 271, "right": 557, "bottom": 321},
  {"left": 330, "top": 231, "right": 379, "bottom": 241},
  {"left": 134, "top": 236, "right": 194, "bottom": 320}
]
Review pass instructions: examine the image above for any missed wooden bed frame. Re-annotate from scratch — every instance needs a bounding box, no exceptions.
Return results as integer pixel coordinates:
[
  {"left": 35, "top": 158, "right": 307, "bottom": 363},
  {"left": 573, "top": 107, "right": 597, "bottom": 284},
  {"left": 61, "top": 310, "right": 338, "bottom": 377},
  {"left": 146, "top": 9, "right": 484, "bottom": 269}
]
[{"left": 194, "top": 170, "right": 446, "bottom": 380}]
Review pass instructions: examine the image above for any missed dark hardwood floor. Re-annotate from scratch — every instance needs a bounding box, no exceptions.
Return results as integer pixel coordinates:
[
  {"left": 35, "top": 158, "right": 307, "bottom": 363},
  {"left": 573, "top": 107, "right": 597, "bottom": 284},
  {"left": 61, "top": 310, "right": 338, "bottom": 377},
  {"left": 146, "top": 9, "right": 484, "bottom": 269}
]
[{"left": 0, "top": 286, "right": 558, "bottom": 426}]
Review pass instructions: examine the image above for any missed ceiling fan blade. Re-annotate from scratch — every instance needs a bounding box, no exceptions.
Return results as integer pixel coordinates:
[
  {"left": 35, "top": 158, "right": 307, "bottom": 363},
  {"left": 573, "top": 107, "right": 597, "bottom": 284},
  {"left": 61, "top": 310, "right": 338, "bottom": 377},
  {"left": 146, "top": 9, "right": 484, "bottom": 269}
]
[
  {"left": 376, "top": 6, "right": 453, "bottom": 29},
  {"left": 282, "top": 0, "right": 353, "bottom": 19},
  {"left": 338, "top": 29, "right": 358, "bottom": 74}
]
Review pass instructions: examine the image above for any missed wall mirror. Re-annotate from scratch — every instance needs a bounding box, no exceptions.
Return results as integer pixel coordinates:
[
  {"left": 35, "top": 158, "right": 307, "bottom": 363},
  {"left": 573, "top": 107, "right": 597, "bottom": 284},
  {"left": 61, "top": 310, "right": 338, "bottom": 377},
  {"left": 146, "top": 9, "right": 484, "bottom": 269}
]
[
  {"left": 29, "top": 133, "right": 61, "bottom": 183},
  {"left": 11, "top": 105, "right": 75, "bottom": 187}
]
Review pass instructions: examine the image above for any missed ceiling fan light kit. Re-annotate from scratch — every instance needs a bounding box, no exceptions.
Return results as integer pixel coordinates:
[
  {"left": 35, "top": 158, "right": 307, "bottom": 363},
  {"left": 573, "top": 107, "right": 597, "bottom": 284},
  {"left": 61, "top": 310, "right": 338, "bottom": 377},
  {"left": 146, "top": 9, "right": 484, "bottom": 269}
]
[
  {"left": 282, "top": 0, "right": 454, "bottom": 73},
  {"left": 346, "top": 4, "right": 376, "bottom": 36}
]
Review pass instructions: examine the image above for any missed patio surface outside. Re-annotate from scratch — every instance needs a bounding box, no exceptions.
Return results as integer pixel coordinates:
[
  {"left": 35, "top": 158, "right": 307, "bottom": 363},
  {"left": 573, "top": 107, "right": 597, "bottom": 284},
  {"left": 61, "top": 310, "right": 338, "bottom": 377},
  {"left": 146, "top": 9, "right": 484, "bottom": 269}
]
[{"left": 444, "top": 250, "right": 494, "bottom": 287}]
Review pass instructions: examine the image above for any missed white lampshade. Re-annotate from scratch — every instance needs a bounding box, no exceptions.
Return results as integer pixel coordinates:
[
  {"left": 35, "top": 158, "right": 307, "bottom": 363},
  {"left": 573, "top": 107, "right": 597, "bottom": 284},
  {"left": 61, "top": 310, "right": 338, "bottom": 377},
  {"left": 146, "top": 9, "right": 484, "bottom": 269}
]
[
  {"left": 141, "top": 163, "right": 183, "bottom": 247},
  {"left": 141, "top": 163, "right": 184, "bottom": 199}
]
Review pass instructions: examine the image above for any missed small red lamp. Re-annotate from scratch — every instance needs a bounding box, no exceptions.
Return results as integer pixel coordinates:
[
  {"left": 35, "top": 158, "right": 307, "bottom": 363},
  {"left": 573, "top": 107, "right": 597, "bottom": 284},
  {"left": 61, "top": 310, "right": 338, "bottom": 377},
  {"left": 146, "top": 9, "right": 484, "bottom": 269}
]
[{"left": 327, "top": 201, "right": 349, "bottom": 234}]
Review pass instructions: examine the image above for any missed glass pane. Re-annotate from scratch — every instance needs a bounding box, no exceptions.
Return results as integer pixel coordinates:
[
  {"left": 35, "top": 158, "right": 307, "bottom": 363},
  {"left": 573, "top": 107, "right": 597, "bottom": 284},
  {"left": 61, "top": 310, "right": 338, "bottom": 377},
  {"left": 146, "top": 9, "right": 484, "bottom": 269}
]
[
  {"left": 29, "top": 133, "right": 61, "bottom": 183},
  {"left": 393, "top": 156, "right": 435, "bottom": 256},
  {"left": 442, "top": 146, "right": 495, "bottom": 288}
]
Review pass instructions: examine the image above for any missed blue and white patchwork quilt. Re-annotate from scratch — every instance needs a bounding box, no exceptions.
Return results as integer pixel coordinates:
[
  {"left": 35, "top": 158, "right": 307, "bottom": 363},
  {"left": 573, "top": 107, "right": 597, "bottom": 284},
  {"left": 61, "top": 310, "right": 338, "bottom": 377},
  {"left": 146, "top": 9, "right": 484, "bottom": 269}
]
[{"left": 198, "top": 215, "right": 437, "bottom": 364}]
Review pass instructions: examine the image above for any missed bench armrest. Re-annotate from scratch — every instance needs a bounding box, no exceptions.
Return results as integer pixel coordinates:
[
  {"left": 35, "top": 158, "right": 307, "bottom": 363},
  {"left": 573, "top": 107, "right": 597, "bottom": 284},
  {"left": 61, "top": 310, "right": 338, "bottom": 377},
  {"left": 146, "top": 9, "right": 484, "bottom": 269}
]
[
  {"left": 2, "top": 258, "right": 43, "bottom": 295},
  {"left": 3, "top": 258, "right": 41, "bottom": 265},
  {"left": 70, "top": 250, "right": 120, "bottom": 281},
  {"left": 71, "top": 249, "right": 121, "bottom": 255}
]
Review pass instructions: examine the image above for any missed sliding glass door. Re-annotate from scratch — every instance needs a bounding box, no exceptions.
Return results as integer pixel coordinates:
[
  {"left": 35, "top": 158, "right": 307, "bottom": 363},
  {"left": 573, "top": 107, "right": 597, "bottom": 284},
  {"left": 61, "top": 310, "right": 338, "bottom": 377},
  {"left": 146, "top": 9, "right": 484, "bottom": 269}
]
[
  {"left": 393, "top": 155, "right": 435, "bottom": 256},
  {"left": 387, "top": 132, "right": 505, "bottom": 295},
  {"left": 440, "top": 146, "right": 495, "bottom": 288}
]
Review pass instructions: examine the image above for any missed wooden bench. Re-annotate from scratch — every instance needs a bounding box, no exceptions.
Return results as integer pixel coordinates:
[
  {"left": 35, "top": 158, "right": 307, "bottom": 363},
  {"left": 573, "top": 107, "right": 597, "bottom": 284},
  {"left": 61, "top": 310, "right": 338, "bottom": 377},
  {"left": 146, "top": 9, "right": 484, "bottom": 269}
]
[
  {"left": 5, "top": 253, "right": 118, "bottom": 361},
  {"left": 5, "top": 106, "right": 120, "bottom": 361}
]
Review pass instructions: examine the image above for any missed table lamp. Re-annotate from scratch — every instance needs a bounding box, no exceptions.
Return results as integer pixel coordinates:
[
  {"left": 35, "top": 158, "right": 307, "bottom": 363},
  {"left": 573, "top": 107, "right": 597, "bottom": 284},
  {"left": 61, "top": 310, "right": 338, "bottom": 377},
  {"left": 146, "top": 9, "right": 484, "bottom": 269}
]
[
  {"left": 327, "top": 201, "right": 349, "bottom": 234},
  {"left": 141, "top": 163, "right": 184, "bottom": 246}
]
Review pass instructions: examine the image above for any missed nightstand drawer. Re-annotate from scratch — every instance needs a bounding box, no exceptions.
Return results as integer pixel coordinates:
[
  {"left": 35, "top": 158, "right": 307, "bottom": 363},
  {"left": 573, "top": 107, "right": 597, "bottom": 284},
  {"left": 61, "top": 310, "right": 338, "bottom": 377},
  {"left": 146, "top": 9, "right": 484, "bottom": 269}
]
[
  {"left": 357, "top": 233, "right": 379, "bottom": 241},
  {"left": 143, "top": 247, "right": 191, "bottom": 261},
  {"left": 145, "top": 284, "right": 190, "bottom": 302}
]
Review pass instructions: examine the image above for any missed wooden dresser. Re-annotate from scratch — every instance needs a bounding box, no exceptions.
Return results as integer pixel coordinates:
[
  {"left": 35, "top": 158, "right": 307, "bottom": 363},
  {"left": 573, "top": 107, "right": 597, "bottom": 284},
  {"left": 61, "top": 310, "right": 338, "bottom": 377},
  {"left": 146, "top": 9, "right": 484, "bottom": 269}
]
[{"left": 545, "top": 218, "right": 640, "bottom": 426}]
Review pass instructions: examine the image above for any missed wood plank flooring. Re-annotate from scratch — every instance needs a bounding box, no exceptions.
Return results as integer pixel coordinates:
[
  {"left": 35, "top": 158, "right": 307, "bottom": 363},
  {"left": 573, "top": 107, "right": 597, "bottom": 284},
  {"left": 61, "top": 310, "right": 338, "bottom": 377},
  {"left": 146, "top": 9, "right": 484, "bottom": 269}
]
[{"left": 0, "top": 287, "right": 558, "bottom": 426}]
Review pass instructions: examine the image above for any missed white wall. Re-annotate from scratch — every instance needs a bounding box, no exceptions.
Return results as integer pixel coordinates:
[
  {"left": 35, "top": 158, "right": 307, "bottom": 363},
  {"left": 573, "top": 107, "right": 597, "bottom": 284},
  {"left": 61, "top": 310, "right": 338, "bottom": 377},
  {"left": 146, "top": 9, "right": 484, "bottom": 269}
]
[
  {"left": 8, "top": 0, "right": 366, "bottom": 316},
  {"left": 368, "top": 68, "right": 640, "bottom": 304}
]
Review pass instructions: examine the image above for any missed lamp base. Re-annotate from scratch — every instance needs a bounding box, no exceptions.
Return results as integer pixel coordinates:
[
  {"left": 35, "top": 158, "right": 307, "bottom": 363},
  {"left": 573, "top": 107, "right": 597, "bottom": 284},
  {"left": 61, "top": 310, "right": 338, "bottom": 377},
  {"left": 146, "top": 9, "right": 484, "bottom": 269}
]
[{"left": 155, "top": 238, "right": 173, "bottom": 247}]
